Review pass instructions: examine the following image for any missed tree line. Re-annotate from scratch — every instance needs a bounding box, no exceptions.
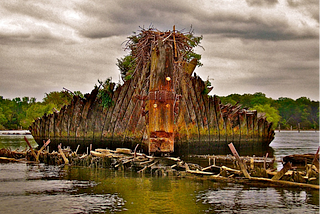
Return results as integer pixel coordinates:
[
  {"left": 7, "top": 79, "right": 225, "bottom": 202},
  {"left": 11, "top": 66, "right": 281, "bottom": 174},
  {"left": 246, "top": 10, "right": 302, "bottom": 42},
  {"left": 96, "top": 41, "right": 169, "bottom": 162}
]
[
  {"left": 218, "top": 92, "right": 319, "bottom": 130},
  {"left": 0, "top": 90, "right": 318, "bottom": 131},
  {"left": 0, "top": 91, "right": 78, "bottom": 130}
]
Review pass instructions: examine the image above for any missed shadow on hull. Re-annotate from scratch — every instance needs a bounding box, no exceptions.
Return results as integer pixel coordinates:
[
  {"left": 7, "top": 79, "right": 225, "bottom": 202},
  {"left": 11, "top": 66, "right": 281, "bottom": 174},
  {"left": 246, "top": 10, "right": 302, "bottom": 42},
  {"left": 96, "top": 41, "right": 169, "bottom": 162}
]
[{"left": 34, "top": 137, "right": 273, "bottom": 157}]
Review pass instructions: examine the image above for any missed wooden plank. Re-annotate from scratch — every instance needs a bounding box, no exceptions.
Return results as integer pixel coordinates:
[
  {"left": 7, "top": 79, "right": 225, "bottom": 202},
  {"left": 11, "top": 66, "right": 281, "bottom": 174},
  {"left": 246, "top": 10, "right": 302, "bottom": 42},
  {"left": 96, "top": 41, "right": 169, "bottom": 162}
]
[
  {"left": 58, "top": 144, "right": 69, "bottom": 165},
  {"left": 24, "top": 136, "right": 37, "bottom": 161},
  {"left": 148, "top": 42, "right": 175, "bottom": 153},
  {"left": 36, "top": 139, "right": 50, "bottom": 162},
  {"left": 228, "top": 143, "right": 251, "bottom": 178},
  {"left": 271, "top": 162, "right": 292, "bottom": 180},
  {"left": 250, "top": 177, "right": 319, "bottom": 190},
  {"left": 311, "top": 146, "right": 320, "bottom": 172}
]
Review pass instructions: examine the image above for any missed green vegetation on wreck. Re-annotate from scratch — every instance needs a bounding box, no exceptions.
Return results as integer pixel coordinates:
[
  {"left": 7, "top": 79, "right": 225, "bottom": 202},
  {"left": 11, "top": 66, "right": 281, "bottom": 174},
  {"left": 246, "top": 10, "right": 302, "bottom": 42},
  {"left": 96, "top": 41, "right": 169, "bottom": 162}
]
[{"left": 117, "top": 26, "right": 203, "bottom": 82}]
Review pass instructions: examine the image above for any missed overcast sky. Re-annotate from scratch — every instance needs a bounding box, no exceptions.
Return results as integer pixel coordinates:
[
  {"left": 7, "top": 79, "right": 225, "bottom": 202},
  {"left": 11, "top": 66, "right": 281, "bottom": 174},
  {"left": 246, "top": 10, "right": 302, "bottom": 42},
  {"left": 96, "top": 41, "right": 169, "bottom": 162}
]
[{"left": 0, "top": 0, "right": 319, "bottom": 101}]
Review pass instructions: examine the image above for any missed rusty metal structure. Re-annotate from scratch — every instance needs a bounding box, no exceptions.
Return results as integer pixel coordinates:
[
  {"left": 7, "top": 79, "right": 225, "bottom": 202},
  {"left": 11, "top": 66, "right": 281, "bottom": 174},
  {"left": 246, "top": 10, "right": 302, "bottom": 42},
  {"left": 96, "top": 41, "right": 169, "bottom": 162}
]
[{"left": 29, "top": 28, "right": 274, "bottom": 155}]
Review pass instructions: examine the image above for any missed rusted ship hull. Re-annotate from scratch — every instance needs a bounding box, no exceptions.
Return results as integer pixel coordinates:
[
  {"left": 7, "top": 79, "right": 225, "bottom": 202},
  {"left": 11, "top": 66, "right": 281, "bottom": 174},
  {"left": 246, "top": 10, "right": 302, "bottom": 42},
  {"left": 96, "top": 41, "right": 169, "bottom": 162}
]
[
  {"left": 29, "top": 76, "right": 274, "bottom": 156},
  {"left": 29, "top": 30, "right": 274, "bottom": 155}
]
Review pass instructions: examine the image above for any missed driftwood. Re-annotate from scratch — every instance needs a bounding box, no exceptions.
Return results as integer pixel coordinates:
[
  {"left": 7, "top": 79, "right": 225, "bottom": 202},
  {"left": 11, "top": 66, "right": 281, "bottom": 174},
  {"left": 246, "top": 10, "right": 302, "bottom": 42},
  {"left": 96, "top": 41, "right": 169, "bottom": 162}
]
[
  {"left": 24, "top": 136, "right": 37, "bottom": 160},
  {"left": 58, "top": 144, "right": 69, "bottom": 164},
  {"left": 90, "top": 151, "right": 112, "bottom": 158},
  {"left": 0, "top": 140, "right": 318, "bottom": 190},
  {"left": 36, "top": 139, "right": 50, "bottom": 162},
  {"left": 0, "top": 157, "right": 25, "bottom": 163},
  {"left": 283, "top": 154, "right": 319, "bottom": 164},
  {"left": 228, "top": 143, "right": 251, "bottom": 178},
  {"left": 249, "top": 177, "right": 319, "bottom": 189},
  {"left": 311, "top": 146, "right": 320, "bottom": 172},
  {"left": 272, "top": 162, "right": 292, "bottom": 180}
]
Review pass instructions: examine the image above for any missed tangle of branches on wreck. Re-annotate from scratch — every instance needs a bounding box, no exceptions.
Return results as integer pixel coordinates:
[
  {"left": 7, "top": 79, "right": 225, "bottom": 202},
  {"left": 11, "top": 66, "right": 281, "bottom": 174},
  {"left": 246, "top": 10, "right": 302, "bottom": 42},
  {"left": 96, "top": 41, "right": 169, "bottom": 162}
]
[{"left": 123, "top": 26, "right": 203, "bottom": 78}]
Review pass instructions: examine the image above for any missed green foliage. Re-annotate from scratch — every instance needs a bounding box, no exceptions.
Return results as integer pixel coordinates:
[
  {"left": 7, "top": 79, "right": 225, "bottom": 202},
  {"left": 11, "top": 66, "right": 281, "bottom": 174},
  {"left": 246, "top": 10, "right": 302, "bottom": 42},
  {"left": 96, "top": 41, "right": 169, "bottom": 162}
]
[
  {"left": 185, "top": 33, "right": 203, "bottom": 67},
  {"left": 43, "top": 91, "right": 73, "bottom": 109},
  {"left": 0, "top": 90, "right": 81, "bottom": 130},
  {"left": 220, "top": 92, "right": 273, "bottom": 108},
  {"left": 202, "top": 77, "right": 213, "bottom": 95},
  {"left": 218, "top": 93, "right": 319, "bottom": 130},
  {"left": 116, "top": 55, "right": 136, "bottom": 82},
  {"left": 0, "top": 107, "right": 7, "bottom": 129},
  {"left": 97, "top": 78, "right": 115, "bottom": 109},
  {"left": 117, "top": 27, "right": 204, "bottom": 81},
  {"left": 21, "top": 102, "right": 55, "bottom": 128},
  {"left": 252, "top": 104, "right": 281, "bottom": 129}
]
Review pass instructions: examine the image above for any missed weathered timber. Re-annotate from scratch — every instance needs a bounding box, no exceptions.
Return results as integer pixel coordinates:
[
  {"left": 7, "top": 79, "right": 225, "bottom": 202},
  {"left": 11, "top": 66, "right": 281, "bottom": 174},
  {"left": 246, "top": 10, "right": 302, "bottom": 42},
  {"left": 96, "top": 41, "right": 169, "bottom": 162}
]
[
  {"left": 29, "top": 28, "right": 275, "bottom": 155},
  {"left": 283, "top": 154, "right": 320, "bottom": 166},
  {"left": 311, "top": 147, "right": 320, "bottom": 172},
  {"left": 24, "top": 136, "right": 37, "bottom": 160},
  {"left": 36, "top": 139, "right": 50, "bottom": 162},
  {"left": 272, "top": 162, "right": 292, "bottom": 180},
  {"left": 0, "top": 145, "right": 318, "bottom": 189},
  {"left": 148, "top": 41, "right": 175, "bottom": 153},
  {"left": 228, "top": 143, "right": 251, "bottom": 178}
]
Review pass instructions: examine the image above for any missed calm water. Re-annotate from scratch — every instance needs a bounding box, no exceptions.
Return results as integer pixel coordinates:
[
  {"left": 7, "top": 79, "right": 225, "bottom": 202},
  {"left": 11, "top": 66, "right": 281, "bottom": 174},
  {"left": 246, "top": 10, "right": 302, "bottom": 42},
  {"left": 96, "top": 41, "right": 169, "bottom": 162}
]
[{"left": 0, "top": 130, "right": 319, "bottom": 213}]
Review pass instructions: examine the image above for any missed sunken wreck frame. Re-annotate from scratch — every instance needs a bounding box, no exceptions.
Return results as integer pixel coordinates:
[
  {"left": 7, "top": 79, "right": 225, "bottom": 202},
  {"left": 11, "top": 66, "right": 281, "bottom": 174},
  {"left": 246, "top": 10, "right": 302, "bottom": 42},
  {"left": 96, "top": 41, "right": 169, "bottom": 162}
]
[{"left": 29, "top": 28, "right": 274, "bottom": 155}]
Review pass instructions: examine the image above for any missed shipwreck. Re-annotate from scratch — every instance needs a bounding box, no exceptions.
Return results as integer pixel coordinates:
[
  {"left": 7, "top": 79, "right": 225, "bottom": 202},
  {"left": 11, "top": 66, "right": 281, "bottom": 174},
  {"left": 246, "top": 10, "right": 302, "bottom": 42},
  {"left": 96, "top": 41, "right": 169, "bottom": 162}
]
[{"left": 29, "top": 27, "right": 275, "bottom": 155}]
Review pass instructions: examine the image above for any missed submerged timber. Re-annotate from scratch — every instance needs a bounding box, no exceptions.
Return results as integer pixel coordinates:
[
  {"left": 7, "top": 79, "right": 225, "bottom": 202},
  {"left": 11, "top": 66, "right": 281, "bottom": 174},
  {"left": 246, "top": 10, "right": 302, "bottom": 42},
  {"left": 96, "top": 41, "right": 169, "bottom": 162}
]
[
  {"left": 0, "top": 142, "right": 318, "bottom": 190},
  {"left": 29, "top": 28, "right": 274, "bottom": 155}
]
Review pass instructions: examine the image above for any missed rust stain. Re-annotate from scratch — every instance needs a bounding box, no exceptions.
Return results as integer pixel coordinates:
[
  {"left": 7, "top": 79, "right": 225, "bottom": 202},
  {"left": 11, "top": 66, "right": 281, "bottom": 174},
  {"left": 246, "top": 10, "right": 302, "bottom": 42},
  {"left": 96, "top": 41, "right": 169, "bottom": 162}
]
[{"left": 148, "top": 42, "right": 175, "bottom": 154}]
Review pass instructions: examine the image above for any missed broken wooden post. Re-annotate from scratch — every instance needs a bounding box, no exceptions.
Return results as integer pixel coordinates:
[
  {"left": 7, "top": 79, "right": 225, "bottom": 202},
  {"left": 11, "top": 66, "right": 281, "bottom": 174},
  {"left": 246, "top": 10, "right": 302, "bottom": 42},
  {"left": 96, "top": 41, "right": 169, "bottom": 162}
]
[
  {"left": 228, "top": 143, "right": 251, "bottom": 178},
  {"left": 250, "top": 156, "right": 254, "bottom": 170},
  {"left": 36, "top": 139, "right": 50, "bottom": 162},
  {"left": 58, "top": 144, "right": 69, "bottom": 165},
  {"left": 148, "top": 40, "right": 175, "bottom": 154},
  {"left": 75, "top": 145, "right": 80, "bottom": 154},
  {"left": 311, "top": 146, "right": 320, "bottom": 173},
  {"left": 264, "top": 153, "right": 268, "bottom": 170},
  {"left": 24, "top": 136, "right": 37, "bottom": 161},
  {"left": 271, "top": 162, "right": 292, "bottom": 180}
]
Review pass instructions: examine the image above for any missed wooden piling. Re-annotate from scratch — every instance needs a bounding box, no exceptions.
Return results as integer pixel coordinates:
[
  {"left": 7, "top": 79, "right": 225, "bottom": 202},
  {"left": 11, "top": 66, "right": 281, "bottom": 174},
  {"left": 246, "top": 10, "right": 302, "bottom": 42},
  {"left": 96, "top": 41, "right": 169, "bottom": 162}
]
[{"left": 228, "top": 143, "right": 251, "bottom": 178}]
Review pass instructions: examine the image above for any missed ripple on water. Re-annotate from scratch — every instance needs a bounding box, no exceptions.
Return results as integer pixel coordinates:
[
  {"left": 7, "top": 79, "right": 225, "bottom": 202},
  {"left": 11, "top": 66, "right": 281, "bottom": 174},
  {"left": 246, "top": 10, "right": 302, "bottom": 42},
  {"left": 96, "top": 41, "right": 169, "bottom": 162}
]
[
  {"left": 1, "top": 193, "right": 126, "bottom": 214},
  {"left": 197, "top": 184, "right": 319, "bottom": 214},
  {"left": 0, "top": 163, "right": 126, "bottom": 213}
]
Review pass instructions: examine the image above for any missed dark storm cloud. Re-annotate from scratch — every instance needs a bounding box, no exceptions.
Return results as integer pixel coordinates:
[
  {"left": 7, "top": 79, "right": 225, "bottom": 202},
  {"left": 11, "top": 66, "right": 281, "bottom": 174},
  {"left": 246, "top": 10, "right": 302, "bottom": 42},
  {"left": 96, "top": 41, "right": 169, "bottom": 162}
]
[
  {"left": 73, "top": 0, "right": 318, "bottom": 42},
  {"left": 73, "top": 0, "right": 197, "bottom": 39},
  {"left": 287, "top": 0, "right": 319, "bottom": 22},
  {"left": 198, "top": 37, "right": 319, "bottom": 100},
  {"left": 246, "top": 0, "right": 278, "bottom": 7},
  {"left": 0, "top": 0, "right": 318, "bottom": 101}
]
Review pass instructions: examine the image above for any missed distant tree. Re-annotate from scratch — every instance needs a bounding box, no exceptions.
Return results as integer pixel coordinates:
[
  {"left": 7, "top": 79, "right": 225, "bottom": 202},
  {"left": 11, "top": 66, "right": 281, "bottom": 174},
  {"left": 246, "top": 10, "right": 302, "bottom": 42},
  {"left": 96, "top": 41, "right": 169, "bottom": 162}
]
[
  {"left": 22, "top": 102, "right": 55, "bottom": 128},
  {"left": 219, "top": 92, "right": 272, "bottom": 108},
  {"left": 275, "top": 97, "right": 296, "bottom": 129},
  {"left": 0, "top": 107, "right": 7, "bottom": 129},
  {"left": 43, "top": 91, "right": 73, "bottom": 110},
  {"left": 219, "top": 94, "right": 238, "bottom": 106},
  {"left": 250, "top": 92, "right": 272, "bottom": 106},
  {"left": 252, "top": 104, "right": 281, "bottom": 129}
]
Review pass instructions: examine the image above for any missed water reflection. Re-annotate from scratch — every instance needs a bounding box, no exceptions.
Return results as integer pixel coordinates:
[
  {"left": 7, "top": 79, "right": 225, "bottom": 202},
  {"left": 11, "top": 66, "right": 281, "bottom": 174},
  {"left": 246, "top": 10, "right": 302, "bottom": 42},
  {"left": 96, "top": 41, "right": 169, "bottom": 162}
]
[
  {"left": 0, "top": 163, "right": 127, "bottom": 214},
  {"left": 0, "top": 131, "right": 38, "bottom": 151},
  {"left": 64, "top": 167, "right": 211, "bottom": 214},
  {"left": 197, "top": 185, "right": 319, "bottom": 214},
  {"left": 0, "top": 131, "right": 319, "bottom": 213},
  {"left": 270, "top": 131, "right": 319, "bottom": 159}
]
